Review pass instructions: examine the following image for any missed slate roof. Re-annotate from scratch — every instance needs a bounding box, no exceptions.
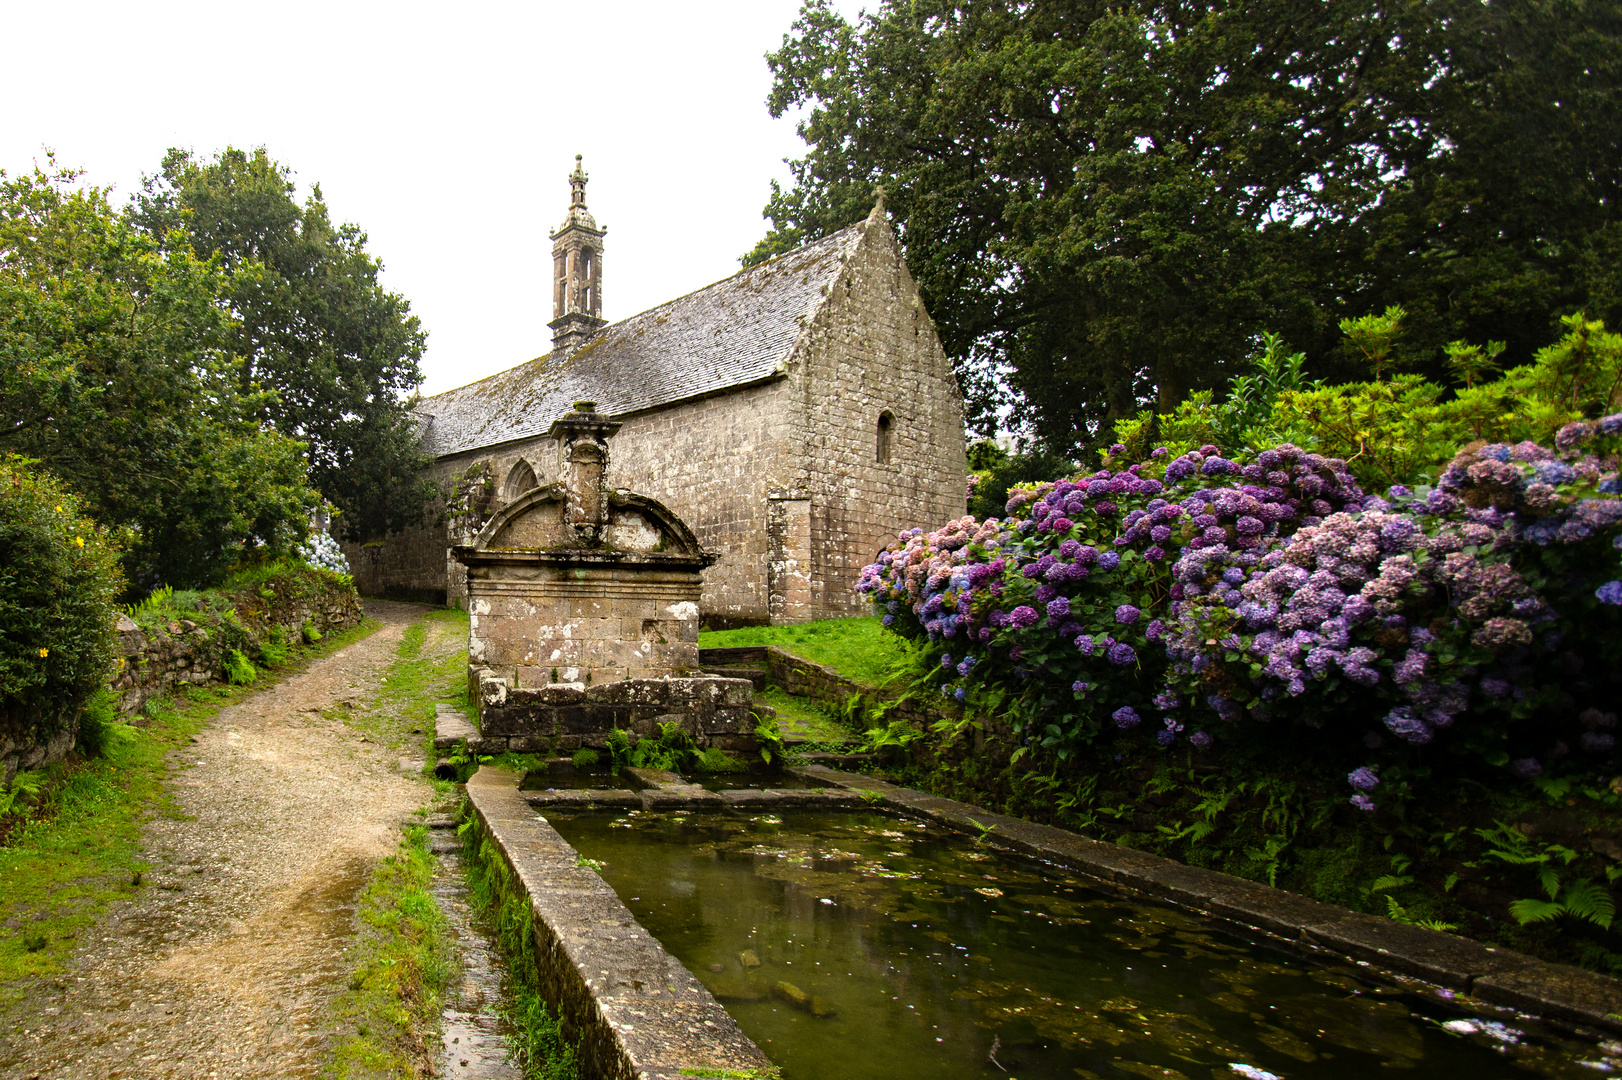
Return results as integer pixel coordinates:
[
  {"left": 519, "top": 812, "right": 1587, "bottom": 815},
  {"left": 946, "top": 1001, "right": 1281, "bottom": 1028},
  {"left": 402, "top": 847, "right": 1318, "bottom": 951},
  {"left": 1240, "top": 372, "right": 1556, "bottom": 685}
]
[{"left": 416, "top": 223, "right": 866, "bottom": 458}]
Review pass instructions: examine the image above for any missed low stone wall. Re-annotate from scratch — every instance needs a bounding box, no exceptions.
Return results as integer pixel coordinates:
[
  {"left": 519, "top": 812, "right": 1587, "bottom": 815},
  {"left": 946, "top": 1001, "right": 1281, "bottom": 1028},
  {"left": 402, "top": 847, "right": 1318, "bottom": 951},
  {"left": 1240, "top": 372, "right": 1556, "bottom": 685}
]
[
  {"left": 3, "top": 572, "right": 362, "bottom": 788},
  {"left": 698, "top": 644, "right": 956, "bottom": 729},
  {"left": 464, "top": 767, "right": 773, "bottom": 1080},
  {"left": 110, "top": 582, "right": 363, "bottom": 716},
  {"left": 466, "top": 671, "right": 759, "bottom": 756}
]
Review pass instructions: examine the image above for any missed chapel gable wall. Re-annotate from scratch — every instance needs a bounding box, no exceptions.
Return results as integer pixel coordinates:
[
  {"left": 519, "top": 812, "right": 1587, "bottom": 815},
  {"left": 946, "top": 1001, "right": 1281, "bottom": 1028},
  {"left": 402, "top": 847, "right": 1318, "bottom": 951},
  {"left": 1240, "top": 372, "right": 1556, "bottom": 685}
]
[{"left": 794, "top": 213, "right": 968, "bottom": 618}]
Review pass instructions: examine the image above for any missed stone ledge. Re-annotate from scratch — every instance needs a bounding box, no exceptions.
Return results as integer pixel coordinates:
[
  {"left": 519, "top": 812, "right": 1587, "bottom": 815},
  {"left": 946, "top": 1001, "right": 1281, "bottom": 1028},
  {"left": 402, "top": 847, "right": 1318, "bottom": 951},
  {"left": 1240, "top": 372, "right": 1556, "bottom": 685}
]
[
  {"left": 794, "top": 764, "right": 1622, "bottom": 1034},
  {"left": 466, "top": 767, "right": 773, "bottom": 1080},
  {"left": 433, "top": 703, "right": 478, "bottom": 752}
]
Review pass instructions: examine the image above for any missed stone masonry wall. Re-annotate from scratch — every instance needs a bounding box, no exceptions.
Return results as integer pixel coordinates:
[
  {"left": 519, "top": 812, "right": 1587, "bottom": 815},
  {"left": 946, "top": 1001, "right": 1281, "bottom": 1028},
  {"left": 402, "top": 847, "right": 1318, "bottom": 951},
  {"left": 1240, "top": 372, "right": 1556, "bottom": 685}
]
[
  {"left": 2, "top": 574, "right": 362, "bottom": 787},
  {"left": 792, "top": 211, "right": 968, "bottom": 617},
  {"left": 384, "top": 378, "right": 803, "bottom": 626}
]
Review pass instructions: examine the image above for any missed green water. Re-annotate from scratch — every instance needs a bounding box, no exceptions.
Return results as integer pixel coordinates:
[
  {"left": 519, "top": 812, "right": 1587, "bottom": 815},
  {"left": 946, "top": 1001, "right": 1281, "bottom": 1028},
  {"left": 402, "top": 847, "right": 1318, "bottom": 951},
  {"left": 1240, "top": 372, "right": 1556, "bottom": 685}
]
[
  {"left": 689, "top": 773, "right": 825, "bottom": 791},
  {"left": 518, "top": 770, "right": 637, "bottom": 791},
  {"left": 545, "top": 808, "right": 1618, "bottom": 1080}
]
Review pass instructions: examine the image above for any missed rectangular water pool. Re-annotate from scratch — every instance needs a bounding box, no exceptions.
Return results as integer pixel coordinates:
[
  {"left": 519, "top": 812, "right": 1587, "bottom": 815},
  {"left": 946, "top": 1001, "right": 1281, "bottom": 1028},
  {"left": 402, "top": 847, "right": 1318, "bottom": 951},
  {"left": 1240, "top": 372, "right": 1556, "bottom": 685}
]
[{"left": 543, "top": 807, "right": 1616, "bottom": 1080}]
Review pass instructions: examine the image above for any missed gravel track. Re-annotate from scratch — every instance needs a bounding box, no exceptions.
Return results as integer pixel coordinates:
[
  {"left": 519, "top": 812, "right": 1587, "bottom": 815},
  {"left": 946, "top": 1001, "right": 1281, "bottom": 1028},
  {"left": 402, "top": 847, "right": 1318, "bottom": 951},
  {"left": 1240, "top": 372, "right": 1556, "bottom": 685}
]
[{"left": 0, "top": 600, "right": 435, "bottom": 1080}]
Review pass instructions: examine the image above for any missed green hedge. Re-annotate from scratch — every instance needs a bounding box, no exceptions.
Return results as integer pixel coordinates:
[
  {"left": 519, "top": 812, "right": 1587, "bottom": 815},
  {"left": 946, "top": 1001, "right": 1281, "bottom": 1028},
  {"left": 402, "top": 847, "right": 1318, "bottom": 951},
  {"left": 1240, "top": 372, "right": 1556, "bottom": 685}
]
[{"left": 0, "top": 460, "right": 121, "bottom": 745}]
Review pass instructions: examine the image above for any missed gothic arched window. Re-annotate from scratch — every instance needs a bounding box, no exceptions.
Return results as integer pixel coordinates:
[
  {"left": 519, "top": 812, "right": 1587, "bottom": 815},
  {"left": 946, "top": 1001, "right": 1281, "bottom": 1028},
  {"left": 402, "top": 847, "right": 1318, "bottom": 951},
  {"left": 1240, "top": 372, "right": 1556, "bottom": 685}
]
[
  {"left": 876, "top": 411, "right": 895, "bottom": 465},
  {"left": 502, "top": 459, "right": 539, "bottom": 500}
]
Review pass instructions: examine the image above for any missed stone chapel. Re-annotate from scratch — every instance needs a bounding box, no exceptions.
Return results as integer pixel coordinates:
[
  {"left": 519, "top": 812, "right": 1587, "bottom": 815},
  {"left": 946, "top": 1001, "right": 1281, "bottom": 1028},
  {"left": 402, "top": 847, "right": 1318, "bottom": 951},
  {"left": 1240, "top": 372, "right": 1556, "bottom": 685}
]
[{"left": 342, "top": 157, "right": 967, "bottom": 626}]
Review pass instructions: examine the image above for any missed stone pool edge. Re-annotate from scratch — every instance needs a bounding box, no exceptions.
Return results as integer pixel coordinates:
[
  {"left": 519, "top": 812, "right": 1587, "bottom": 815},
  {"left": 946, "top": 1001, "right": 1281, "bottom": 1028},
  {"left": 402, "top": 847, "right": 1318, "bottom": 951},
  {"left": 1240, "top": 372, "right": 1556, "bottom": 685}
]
[
  {"left": 787, "top": 763, "right": 1622, "bottom": 1036},
  {"left": 464, "top": 765, "right": 774, "bottom": 1080}
]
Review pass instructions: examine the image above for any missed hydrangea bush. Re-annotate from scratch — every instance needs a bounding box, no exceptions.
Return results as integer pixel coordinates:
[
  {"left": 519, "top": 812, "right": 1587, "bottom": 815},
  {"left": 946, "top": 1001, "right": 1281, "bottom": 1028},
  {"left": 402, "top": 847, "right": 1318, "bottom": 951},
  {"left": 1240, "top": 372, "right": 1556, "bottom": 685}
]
[
  {"left": 857, "top": 417, "right": 1622, "bottom": 807},
  {"left": 297, "top": 530, "right": 351, "bottom": 577},
  {"left": 856, "top": 442, "right": 1366, "bottom": 754}
]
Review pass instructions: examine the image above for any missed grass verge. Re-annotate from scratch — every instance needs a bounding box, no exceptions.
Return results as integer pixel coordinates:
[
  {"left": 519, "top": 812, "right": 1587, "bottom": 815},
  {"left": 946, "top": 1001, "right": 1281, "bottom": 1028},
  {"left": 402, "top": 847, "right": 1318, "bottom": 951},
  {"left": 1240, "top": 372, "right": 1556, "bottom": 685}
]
[
  {"left": 325, "top": 824, "right": 456, "bottom": 1079},
  {"left": 698, "top": 617, "right": 911, "bottom": 688},
  {"left": 756, "top": 686, "right": 855, "bottom": 743},
  {"left": 461, "top": 808, "right": 579, "bottom": 1080},
  {"left": 330, "top": 607, "right": 473, "bottom": 796},
  {"left": 0, "top": 617, "right": 381, "bottom": 1002}
]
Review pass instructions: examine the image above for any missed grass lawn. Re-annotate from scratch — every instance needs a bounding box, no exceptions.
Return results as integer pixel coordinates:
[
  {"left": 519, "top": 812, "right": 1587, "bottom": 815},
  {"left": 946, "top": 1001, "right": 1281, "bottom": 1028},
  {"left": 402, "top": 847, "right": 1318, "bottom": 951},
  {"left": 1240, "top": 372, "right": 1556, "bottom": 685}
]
[{"left": 698, "top": 616, "right": 914, "bottom": 688}]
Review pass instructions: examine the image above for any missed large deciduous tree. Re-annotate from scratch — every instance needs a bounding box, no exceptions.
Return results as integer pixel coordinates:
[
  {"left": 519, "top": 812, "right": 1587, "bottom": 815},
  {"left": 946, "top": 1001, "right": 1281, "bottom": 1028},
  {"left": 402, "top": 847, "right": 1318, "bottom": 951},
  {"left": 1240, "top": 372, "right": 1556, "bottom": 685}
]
[
  {"left": 0, "top": 164, "right": 318, "bottom": 589},
  {"left": 752, "top": 0, "right": 1622, "bottom": 453},
  {"left": 133, "top": 147, "right": 434, "bottom": 540}
]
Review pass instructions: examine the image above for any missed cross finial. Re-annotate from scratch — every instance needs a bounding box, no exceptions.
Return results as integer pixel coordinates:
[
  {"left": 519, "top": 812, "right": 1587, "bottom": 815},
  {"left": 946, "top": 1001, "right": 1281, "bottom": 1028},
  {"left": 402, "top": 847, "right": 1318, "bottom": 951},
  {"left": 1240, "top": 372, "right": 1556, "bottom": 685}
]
[{"left": 569, "top": 155, "right": 588, "bottom": 207}]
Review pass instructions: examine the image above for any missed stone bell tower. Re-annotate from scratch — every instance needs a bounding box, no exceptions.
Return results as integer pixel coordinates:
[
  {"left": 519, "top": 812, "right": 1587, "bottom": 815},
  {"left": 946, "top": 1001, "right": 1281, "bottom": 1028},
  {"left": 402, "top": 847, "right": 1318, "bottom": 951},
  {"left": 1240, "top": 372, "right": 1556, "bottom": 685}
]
[{"left": 548, "top": 155, "right": 607, "bottom": 355}]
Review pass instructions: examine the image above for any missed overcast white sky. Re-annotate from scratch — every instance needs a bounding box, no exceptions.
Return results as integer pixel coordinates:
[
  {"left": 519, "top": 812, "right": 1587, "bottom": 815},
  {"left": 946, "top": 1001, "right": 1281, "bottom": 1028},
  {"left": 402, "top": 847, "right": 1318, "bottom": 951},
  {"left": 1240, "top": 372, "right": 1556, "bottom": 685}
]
[{"left": 2, "top": 0, "right": 867, "bottom": 395}]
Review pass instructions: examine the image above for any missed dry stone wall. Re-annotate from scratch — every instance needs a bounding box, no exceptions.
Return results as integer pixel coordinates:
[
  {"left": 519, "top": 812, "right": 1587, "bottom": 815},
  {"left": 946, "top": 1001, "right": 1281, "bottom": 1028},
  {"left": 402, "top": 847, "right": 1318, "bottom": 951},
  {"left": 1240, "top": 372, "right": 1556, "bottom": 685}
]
[{"left": 109, "top": 582, "right": 363, "bottom": 717}]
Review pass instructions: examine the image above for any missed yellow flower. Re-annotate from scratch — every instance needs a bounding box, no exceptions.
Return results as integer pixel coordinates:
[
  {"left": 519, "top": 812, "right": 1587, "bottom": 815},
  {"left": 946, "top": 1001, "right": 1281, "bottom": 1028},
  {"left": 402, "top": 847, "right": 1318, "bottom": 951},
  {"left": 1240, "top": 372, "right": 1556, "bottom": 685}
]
[
  {"left": 54, "top": 505, "right": 62, "bottom": 512},
  {"left": 38, "top": 648, "right": 48, "bottom": 658},
  {"left": 75, "top": 536, "right": 84, "bottom": 548}
]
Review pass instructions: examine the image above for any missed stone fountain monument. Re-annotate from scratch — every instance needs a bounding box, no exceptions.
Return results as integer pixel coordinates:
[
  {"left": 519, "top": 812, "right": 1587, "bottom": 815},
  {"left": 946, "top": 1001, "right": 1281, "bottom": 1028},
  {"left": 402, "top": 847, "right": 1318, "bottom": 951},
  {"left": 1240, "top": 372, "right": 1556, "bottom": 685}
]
[{"left": 455, "top": 403, "right": 760, "bottom": 755}]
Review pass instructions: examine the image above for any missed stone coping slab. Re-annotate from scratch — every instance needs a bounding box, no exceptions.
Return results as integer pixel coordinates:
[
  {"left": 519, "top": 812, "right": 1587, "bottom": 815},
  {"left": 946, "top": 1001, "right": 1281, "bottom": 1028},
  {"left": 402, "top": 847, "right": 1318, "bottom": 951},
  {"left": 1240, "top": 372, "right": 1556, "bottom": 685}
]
[
  {"left": 433, "top": 702, "right": 478, "bottom": 752},
  {"left": 522, "top": 785, "right": 873, "bottom": 812},
  {"left": 465, "top": 767, "right": 773, "bottom": 1080},
  {"left": 792, "top": 764, "right": 1622, "bottom": 1035}
]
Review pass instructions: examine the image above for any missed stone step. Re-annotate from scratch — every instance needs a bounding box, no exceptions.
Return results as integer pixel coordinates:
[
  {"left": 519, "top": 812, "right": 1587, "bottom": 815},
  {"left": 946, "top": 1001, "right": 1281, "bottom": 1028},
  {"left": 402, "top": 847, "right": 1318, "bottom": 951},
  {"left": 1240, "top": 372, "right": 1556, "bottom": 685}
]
[
  {"left": 697, "top": 646, "right": 768, "bottom": 665},
  {"left": 702, "top": 666, "right": 767, "bottom": 690},
  {"left": 434, "top": 703, "right": 479, "bottom": 752}
]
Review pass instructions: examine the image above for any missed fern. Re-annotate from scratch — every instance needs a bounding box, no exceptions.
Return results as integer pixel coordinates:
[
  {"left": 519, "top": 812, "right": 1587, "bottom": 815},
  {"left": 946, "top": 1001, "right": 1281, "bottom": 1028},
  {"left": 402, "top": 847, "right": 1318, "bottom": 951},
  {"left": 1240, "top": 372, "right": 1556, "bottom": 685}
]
[
  {"left": 1384, "top": 895, "right": 1460, "bottom": 932},
  {"left": 1507, "top": 878, "right": 1615, "bottom": 930}
]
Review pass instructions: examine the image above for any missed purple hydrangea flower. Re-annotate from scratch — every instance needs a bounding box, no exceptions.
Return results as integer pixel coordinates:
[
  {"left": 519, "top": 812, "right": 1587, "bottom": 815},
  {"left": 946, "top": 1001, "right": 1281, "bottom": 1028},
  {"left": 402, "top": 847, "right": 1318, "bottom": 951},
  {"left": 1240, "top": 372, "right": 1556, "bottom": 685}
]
[
  {"left": 1384, "top": 706, "right": 1433, "bottom": 744},
  {"left": 1156, "top": 729, "right": 1177, "bottom": 746},
  {"left": 1046, "top": 597, "right": 1071, "bottom": 620},
  {"left": 1144, "top": 546, "right": 1166, "bottom": 562},
  {"left": 1074, "top": 634, "right": 1095, "bottom": 655},
  {"left": 1115, "top": 604, "right": 1141, "bottom": 624},
  {"left": 1009, "top": 605, "right": 1039, "bottom": 628},
  {"left": 940, "top": 653, "right": 954, "bottom": 669},
  {"left": 1347, "top": 767, "right": 1381, "bottom": 792},
  {"left": 1581, "top": 732, "right": 1616, "bottom": 754},
  {"left": 1098, "top": 551, "right": 1121, "bottom": 571},
  {"left": 1107, "top": 643, "right": 1138, "bottom": 666},
  {"left": 1189, "top": 731, "right": 1212, "bottom": 748},
  {"left": 1597, "top": 581, "right": 1622, "bottom": 606},
  {"left": 1145, "top": 619, "right": 1166, "bottom": 642},
  {"left": 1350, "top": 794, "right": 1377, "bottom": 812},
  {"left": 1112, "top": 706, "right": 1141, "bottom": 728}
]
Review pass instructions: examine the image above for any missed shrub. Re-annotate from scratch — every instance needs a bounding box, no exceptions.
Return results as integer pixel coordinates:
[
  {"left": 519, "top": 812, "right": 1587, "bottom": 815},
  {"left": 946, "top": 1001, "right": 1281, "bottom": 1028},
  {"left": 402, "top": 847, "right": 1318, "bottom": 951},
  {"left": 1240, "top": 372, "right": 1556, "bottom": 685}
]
[
  {"left": 857, "top": 441, "right": 1364, "bottom": 759},
  {"left": 858, "top": 417, "right": 1622, "bottom": 806},
  {"left": 570, "top": 748, "right": 599, "bottom": 770},
  {"left": 301, "top": 619, "right": 323, "bottom": 645},
  {"left": 0, "top": 459, "right": 122, "bottom": 746}
]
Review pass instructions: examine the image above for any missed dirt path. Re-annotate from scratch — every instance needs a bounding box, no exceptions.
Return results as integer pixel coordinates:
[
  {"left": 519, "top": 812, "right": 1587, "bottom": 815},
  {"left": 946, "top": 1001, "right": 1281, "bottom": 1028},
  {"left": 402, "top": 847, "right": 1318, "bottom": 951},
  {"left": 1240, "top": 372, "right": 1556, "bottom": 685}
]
[{"left": 0, "top": 601, "right": 435, "bottom": 1080}]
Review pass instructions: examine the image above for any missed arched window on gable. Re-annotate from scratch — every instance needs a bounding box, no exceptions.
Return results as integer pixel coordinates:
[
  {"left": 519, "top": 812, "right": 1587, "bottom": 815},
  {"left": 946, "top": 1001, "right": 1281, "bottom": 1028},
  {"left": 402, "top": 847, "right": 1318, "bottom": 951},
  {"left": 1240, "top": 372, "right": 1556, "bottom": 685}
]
[
  {"left": 876, "top": 411, "right": 895, "bottom": 465},
  {"left": 502, "top": 459, "right": 539, "bottom": 501}
]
